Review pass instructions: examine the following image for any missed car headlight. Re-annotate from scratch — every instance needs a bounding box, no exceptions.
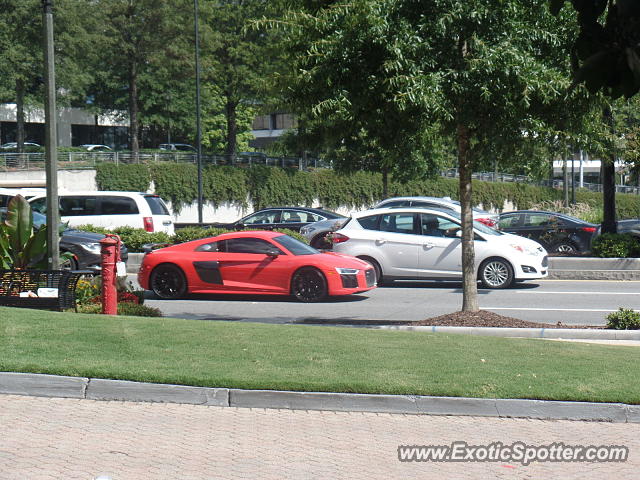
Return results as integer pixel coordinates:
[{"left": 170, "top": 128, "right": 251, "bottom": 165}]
[
  {"left": 335, "top": 267, "right": 359, "bottom": 275},
  {"left": 78, "top": 242, "right": 102, "bottom": 254}
]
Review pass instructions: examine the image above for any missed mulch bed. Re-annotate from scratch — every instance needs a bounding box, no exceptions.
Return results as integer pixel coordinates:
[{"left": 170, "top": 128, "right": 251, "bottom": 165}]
[{"left": 410, "top": 310, "right": 604, "bottom": 329}]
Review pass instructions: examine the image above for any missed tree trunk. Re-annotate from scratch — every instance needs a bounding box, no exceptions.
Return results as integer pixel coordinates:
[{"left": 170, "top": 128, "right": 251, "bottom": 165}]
[
  {"left": 128, "top": 61, "right": 139, "bottom": 153},
  {"left": 601, "top": 107, "right": 617, "bottom": 233},
  {"left": 16, "top": 78, "right": 25, "bottom": 152},
  {"left": 458, "top": 123, "right": 479, "bottom": 312},
  {"left": 225, "top": 97, "right": 237, "bottom": 157}
]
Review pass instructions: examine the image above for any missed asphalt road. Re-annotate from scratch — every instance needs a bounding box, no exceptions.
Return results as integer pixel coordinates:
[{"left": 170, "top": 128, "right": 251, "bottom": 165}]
[{"left": 131, "top": 277, "right": 640, "bottom": 327}]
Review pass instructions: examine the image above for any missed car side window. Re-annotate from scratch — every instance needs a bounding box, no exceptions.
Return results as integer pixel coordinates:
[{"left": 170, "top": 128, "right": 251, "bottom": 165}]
[
  {"left": 59, "top": 196, "right": 98, "bottom": 216},
  {"left": 244, "top": 210, "right": 279, "bottom": 225},
  {"left": 100, "top": 196, "right": 139, "bottom": 215},
  {"left": 281, "top": 210, "right": 306, "bottom": 223},
  {"left": 195, "top": 241, "right": 223, "bottom": 252},
  {"left": 30, "top": 198, "right": 47, "bottom": 214},
  {"left": 524, "top": 214, "right": 552, "bottom": 227},
  {"left": 380, "top": 213, "right": 416, "bottom": 234},
  {"left": 358, "top": 215, "right": 380, "bottom": 230},
  {"left": 499, "top": 215, "right": 521, "bottom": 229},
  {"left": 420, "top": 213, "right": 458, "bottom": 237},
  {"left": 225, "top": 238, "right": 283, "bottom": 254}
]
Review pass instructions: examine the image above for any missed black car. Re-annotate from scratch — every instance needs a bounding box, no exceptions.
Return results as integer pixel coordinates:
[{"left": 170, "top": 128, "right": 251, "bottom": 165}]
[
  {"left": 209, "top": 207, "right": 344, "bottom": 232},
  {"left": 498, "top": 210, "right": 598, "bottom": 254},
  {"left": 1, "top": 209, "right": 128, "bottom": 270}
]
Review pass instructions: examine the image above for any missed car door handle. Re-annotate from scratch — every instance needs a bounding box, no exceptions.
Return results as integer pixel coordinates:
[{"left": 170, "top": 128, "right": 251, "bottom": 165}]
[
  {"left": 375, "top": 239, "right": 386, "bottom": 245},
  {"left": 423, "top": 242, "right": 435, "bottom": 248}
]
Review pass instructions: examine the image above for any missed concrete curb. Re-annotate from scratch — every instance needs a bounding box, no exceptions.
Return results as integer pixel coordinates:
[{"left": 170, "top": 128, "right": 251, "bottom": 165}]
[
  {"left": 376, "top": 325, "right": 640, "bottom": 340},
  {"left": 1, "top": 372, "right": 639, "bottom": 423}
]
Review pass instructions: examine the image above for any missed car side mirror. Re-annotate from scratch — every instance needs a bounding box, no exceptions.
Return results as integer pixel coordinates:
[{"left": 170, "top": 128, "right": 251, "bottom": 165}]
[{"left": 266, "top": 248, "right": 280, "bottom": 258}]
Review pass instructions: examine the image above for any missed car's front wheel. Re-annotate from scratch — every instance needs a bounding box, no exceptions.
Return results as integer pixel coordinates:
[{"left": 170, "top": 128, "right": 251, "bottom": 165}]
[
  {"left": 479, "top": 257, "right": 514, "bottom": 289},
  {"left": 552, "top": 241, "right": 578, "bottom": 255},
  {"left": 291, "top": 267, "right": 328, "bottom": 302},
  {"left": 150, "top": 264, "right": 187, "bottom": 299}
]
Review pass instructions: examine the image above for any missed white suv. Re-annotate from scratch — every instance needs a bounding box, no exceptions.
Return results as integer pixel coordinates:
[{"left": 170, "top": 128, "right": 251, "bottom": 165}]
[{"left": 28, "top": 191, "right": 174, "bottom": 234}]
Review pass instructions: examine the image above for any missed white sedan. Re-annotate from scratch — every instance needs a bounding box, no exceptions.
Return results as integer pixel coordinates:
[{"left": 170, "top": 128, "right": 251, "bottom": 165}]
[{"left": 332, "top": 207, "right": 548, "bottom": 288}]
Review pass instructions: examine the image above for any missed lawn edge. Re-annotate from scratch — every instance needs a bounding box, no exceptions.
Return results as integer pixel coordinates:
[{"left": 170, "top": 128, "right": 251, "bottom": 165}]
[{"left": 1, "top": 372, "right": 639, "bottom": 424}]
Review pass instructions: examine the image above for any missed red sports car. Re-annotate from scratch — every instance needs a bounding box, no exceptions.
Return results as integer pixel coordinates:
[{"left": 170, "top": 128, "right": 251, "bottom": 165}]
[{"left": 138, "top": 231, "right": 377, "bottom": 302}]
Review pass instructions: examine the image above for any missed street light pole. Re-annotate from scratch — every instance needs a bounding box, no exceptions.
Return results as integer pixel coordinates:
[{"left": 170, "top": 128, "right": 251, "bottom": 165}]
[
  {"left": 194, "top": 0, "right": 203, "bottom": 225},
  {"left": 42, "top": 0, "right": 59, "bottom": 269}
]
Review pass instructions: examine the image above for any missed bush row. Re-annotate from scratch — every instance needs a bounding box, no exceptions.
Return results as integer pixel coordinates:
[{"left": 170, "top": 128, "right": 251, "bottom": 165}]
[{"left": 95, "top": 163, "right": 640, "bottom": 218}]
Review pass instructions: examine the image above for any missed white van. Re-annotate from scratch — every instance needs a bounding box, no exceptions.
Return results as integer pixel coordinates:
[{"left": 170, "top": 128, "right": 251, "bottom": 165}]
[
  {"left": 0, "top": 187, "right": 46, "bottom": 208},
  {"left": 28, "top": 191, "right": 174, "bottom": 234}
]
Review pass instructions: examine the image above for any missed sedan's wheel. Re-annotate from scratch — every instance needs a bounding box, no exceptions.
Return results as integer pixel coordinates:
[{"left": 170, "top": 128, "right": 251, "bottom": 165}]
[
  {"left": 59, "top": 254, "right": 78, "bottom": 271},
  {"left": 310, "top": 233, "right": 331, "bottom": 250},
  {"left": 479, "top": 258, "right": 514, "bottom": 289},
  {"left": 291, "top": 267, "right": 328, "bottom": 302},
  {"left": 150, "top": 264, "right": 187, "bottom": 299},
  {"left": 553, "top": 242, "right": 577, "bottom": 254}
]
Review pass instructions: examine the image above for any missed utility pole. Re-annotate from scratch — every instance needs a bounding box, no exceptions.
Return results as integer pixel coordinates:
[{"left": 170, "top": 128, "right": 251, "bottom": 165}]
[
  {"left": 42, "top": 0, "right": 59, "bottom": 269},
  {"left": 194, "top": 0, "right": 203, "bottom": 225}
]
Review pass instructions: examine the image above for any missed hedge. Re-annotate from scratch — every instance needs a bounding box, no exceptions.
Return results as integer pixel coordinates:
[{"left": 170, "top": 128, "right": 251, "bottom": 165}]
[{"left": 95, "top": 163, "right": 640, "bottom": 217}]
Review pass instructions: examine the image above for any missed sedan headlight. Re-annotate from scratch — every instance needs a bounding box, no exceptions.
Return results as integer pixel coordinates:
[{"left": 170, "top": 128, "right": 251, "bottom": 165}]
[
  {"left": 335, "top": 267, "right": 359, "bottom": 275},
  {"left": 77, "top": 242, "right": 102, "bottom": 254}
]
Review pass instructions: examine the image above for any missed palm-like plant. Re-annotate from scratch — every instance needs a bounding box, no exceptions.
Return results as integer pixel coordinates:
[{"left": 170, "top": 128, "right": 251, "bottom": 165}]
[{"left": 0, "top": 195, "right": 48, "bottom": 269}]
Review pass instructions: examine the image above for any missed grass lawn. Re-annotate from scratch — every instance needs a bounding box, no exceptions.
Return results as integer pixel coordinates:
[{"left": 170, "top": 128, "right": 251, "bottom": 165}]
[{"left": 1, "top": 306, "right": 639, "bottom": 404}]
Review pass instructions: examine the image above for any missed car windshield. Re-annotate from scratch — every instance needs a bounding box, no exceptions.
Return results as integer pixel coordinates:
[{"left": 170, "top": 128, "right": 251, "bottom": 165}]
[{"left": 272, "top": 234, "right": 319, "bottom": 255}]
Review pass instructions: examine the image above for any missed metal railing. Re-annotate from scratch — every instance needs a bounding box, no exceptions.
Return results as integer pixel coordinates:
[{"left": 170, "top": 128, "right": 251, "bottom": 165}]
[
  {"left": 1, "top": 152, "right": 638, "bottom": 195},
  {"left": 0, "top": 152, "right": 332, "bottom": 171}
]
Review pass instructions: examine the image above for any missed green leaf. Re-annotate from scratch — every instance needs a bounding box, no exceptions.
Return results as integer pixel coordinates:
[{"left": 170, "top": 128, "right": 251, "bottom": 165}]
[{"left": 4, "top": 195, "right": 33, "bottom": 258}]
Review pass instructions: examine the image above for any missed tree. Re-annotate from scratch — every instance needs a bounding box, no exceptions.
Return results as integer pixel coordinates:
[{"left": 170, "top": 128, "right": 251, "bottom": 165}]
[
  {"left": 268, "top": 1, "right": 582, "bottom": 311},
  {"left": 90, "top": 0, "right": 193, "bottom": 152}
]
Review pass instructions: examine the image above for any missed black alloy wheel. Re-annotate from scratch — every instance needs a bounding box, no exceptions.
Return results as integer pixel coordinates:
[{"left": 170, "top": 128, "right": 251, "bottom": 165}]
[
  {"left": 291, "top": 267, "right": 328, "bottom": 302},
  {"left": 150, "top": 264, "right": 187, "bottom": 299}
]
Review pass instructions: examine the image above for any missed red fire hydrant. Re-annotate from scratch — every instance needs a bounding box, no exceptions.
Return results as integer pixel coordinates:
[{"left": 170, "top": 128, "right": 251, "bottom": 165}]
[{"left": 100, "top": 234, "right": 121, "bottom": 315}]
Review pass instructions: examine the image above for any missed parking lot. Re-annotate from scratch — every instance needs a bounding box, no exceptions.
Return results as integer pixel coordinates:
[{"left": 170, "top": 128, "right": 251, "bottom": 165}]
[{"left": 134, "top": 278, "right": 640, "bottom": 327}]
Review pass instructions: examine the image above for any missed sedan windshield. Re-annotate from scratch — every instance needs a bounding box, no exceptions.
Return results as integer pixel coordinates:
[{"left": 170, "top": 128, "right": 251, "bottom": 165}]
[{"left": 273, "top": 234, "right": 319, "bottom": 255}]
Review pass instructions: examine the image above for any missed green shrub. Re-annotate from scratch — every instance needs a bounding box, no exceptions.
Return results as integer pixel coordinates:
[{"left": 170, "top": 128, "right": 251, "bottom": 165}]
[
  {"left": 591, "top": 233, "right": 640, "bottom": 258},
  {"left": 75, "top": 276, "right": 101, "bottom": 306},
  {"left": 606, "top": 308, "right": 640, "bottom": 330},
  {"left": 173, "top": 226, "right": 231, "bottom": 244},
  {"left": 76, "top": 302, "right": 162, "bottom": 317},
  {"left": 112, "top": 226, "right": 173, "bottom": 252}
]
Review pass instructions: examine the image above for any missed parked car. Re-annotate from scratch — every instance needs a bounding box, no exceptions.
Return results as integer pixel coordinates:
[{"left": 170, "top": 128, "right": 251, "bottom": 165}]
[
  {"left": 301, "top": 196, "right": 499, "bottom": 250},
  {"left": 159, "top": 143, "right": 196, "bottom": 152},
  {"left": 0, "top": 188, "right": 46, "bottom": 208},
  {"left": 28, "top": 191, "right": 174, "bottom": 234},
  {"left": 0, "top": 141, "right": 42, "bottom": 150},
  {"left": 0, "top": 208, "right": 128, "bottom": 271},
  {"left": 498, "top": 210, "right": 598, "bottom": 254},
  {"left": 210, "top": 207, "right": 344, "bottom": 233},
  {"left": 80, "top": 144, "right": 112, "bottom": 152},
  {"left": 375, "top": 196, "right": 499, "bottom": 227},
  {"left": 332, "top": 207, "right": 548, "bottom": 288},
  {"left": 138, "top": 230, "right": 376, "bottom": 302},
  {"left": 300, "top": 217, "right": 349, "bottom": 249}
]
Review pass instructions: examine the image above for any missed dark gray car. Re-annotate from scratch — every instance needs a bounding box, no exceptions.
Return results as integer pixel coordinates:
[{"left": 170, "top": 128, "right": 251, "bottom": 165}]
[{"left": 1, "top": 209, "right": 128, "bottom": 270}]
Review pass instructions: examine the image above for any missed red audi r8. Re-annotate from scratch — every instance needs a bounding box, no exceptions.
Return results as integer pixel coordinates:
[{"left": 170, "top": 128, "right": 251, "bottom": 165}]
[{"left": 138, "top": 231, "right": 377, "bottom": 302}]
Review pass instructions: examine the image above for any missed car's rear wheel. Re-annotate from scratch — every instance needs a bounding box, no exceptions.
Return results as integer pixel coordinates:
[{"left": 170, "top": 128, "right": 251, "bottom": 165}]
[
  {"left": 357, "top": 256, "right": 384, "bottom": 285},
  {"left": 479, "top": 257, "right": 514, "bottom": 289},
  {"left": 291, "top": 267, "right": 328, "bottom": 302},
  {"left": 553, "top": 241, "right": 578, "bottom": 255},
  {"left": 150, "top": 264, "right": 187, "bottom": 299}
]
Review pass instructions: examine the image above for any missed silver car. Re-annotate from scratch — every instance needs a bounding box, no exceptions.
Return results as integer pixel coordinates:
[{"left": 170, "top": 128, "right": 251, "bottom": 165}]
[
  {"left": 375, "top": 196, "right": 498, "bottom": 227},
  {"left": 332, "top": 207, "right": 547, "bottom": 288}
]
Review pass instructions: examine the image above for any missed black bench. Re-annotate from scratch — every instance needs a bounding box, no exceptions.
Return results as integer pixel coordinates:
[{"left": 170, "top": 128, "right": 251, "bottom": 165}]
[{"left": 0, "top": 269, "right": 89, "bottom": 311}]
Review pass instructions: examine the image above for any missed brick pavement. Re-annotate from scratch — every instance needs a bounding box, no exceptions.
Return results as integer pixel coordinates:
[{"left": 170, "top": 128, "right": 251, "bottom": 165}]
[{"left": 1, "top": 394, "right": 638, "bottom": 480}]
